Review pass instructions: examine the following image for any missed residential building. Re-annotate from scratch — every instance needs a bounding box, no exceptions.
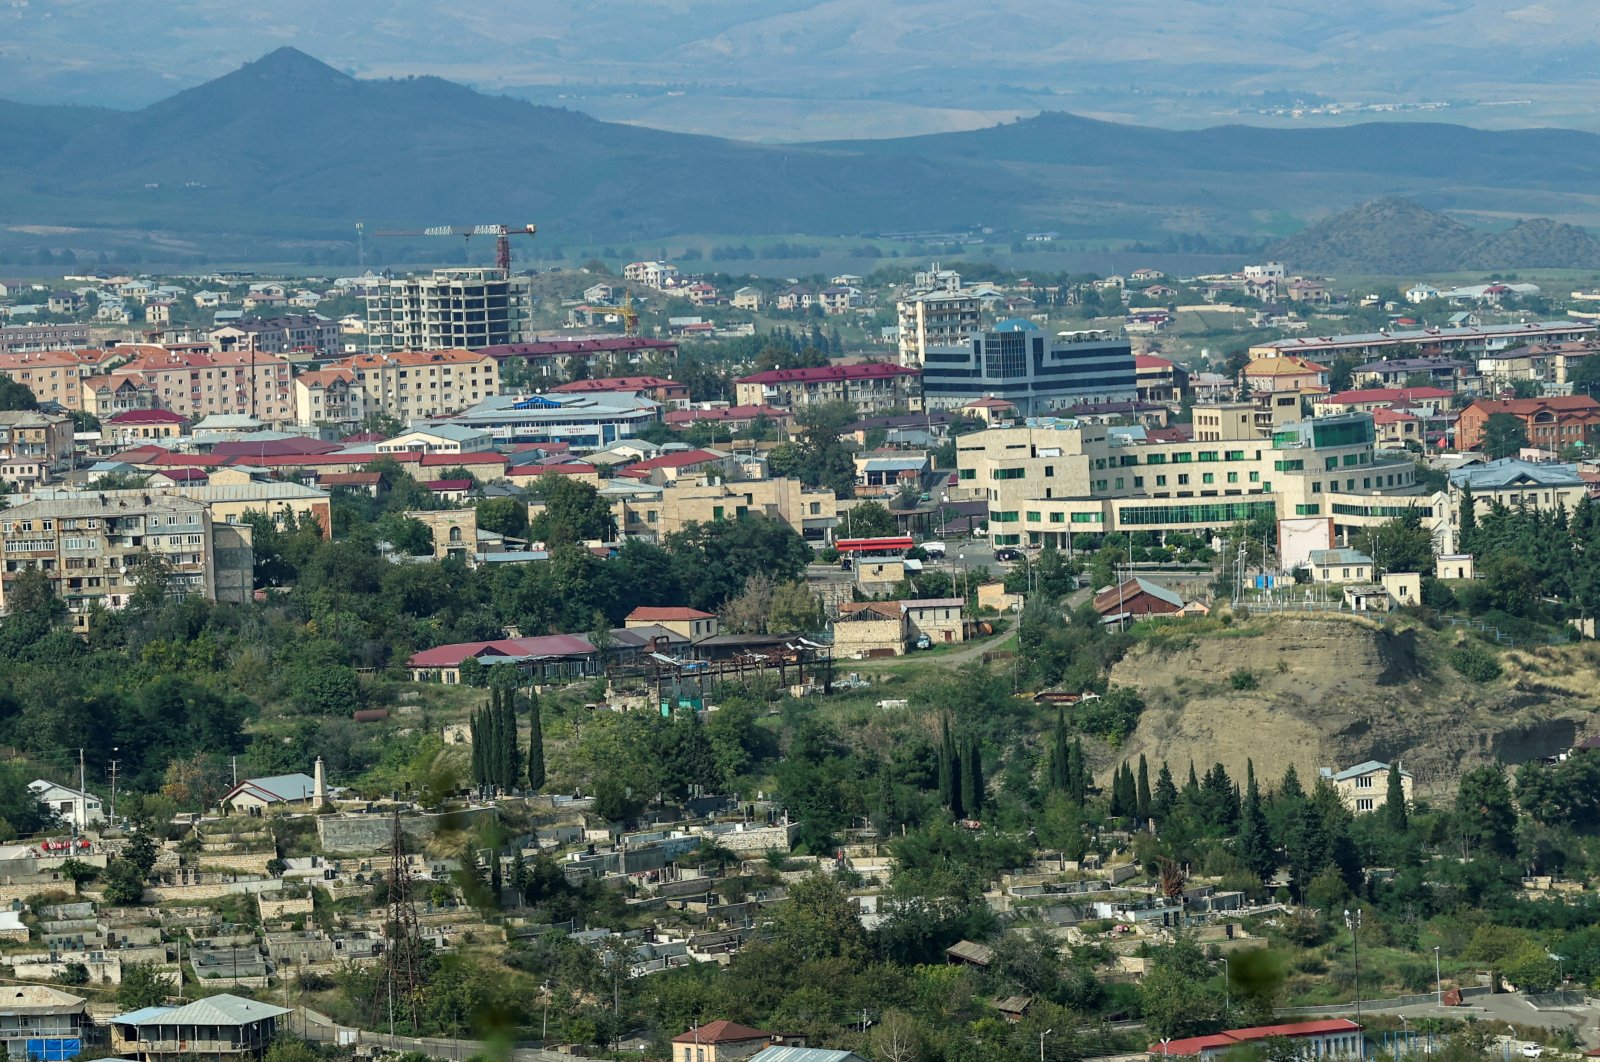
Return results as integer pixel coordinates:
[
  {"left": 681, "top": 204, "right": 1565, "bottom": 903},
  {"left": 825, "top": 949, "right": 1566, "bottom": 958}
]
[
  {"left": 896, "top": 289, "right": 983, "bottom": 365},
  {"left": 0, "top": 351, "right": 101, "bottom": 410},
  {"left": 0, "top": 986, "right": 90, "bottom": 1061},
  {"left": 1252, "top": 321, "right": 1594, "bottom": 362},
  {"left": 606, "top": 475, "right": 839, "bottom": 543},
  {"left": 818, "top": 285, "right": 862, "bottom": 315},
  {"left": 1439, "top": 458, "right": 1587, "bottom": 552},
  {"left": 663, "top": 404, "right": 791, "bottom": 434},
  {"left": 112, "top": 348, "right": 294, "bottom": 424},
  {"left": 1320, "top": 761, "right": 1411, "bottom": 815},
  {"left": 626, "top": 606, "right": 719, "bottom": 641},
  {"left": 479, "top": 337, "right": 679, "bottom": 382},
  {"left": 748, "top": 1047, "right": 866, "bottom": 1062},
  {"left": 1314, "top": 387, "right": 1454, "bottom": 417},
  {"left": 732, "top": 287, "right": 763, "bottom": 312},
  {"left": 0, "top": 324, "right": 91, "bottom": 355},
  {"left": 623, "top": 261, "right": 679, "bottom": 289},
  {"left": 1350, "top": 357, "right": 1473, "bottom": 390},
  {"left": 1135, "top": 355, "right": 1187, "bottom": 404},
  {"left": 854, "top": 449, "right": 928, "bottom": 497},
  {"left": 0, "top": 493, "right": 252, "bottom": 625},
  {"left": 292, "top": 367, "right": 368, "bottom": 430},
  {"left": 1241, "top": 355, "right": 1328, "bottom": 394},
  {"left": 28, "top": 779, "right": 106, "bottom": 828},
  {"left": 362, "top": 269, "right": 532, "bottom": 352},
  {"left": 1090, "top": 577, "right": 1184, "bottom": 623},
  {"left": 449, "top": 391, "right": 657, "bottom": 451},
  {"left": 1372, "top": 408, "right": 1422, "bottom": 447},
  {"left": 109, "top": 993, "right": 292, "bottom": 1060},
  {"left": 922, "top": 321, "right": 1137, "bottom": 417},
  {"left": 734, "top": 364, "right": 922, "bottom": 415},
  {"left": 671, "top": 1021, "right": 799, "bottom": 1062},
  {"left": 1308, "top": 548, "right": 1375, "bottom": 583},
  {"left": 956, "top": 409, "right": 1424, "bottom": 547},
  {"left": 83, "top": 376, "right": 157, "bottom": 417},
  {"left": 335, "top": 349, "right": 499, "bottom": 422},
  {"left": 0, "top": 411, "right": 74, "bottom": 486},
  {"left": 550, "top": 376, "right": 691, "bottom": 408},
  {"left": 407, "top": 632, "right": 602, "bottom": 683},
  {"left": 404, "top": 509, "right": 478, "bottom": 562},
  {"left": 833, "top": 597, "right": 965, "bottom": 656},
  {"left": 1149, "top": 1019, "right": 1364, "bottom": 1061},
  {"left": 1456, "top": 395, "right": 1600, "bottom": 452},
  {"left": 219, "top": 774, "right": 317, "bottom": 812},
  {"left": 376, "top": 424, "right": 495, "bottom": 455},
  {"left": 209, "top": 315, "right": 342, "bottom": 359}
]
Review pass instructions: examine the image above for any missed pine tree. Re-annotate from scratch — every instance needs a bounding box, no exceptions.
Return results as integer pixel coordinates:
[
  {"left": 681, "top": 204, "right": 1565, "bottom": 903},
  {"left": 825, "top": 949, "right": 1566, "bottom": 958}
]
[
  {"left": 1384, "top": 761, "right": 1408, "bottom": 833},
  {"left": 1153, "top": 761, "right": 1178, "bottom": 820},
  {"left": 1186, "top": 759, "right": 1200, "bottom": 794},
  {"left": 962, "top": 737, "right": 983, "bottom": 817},
  {"left": 1136, "top": 755, "right": 1152, "bottom": 820},
  {"left": 1239, "top": 759, "right": 1275, "bottom": 882},
  {"left": 526, "top": 690, "right": 546, "bottom": 791}
]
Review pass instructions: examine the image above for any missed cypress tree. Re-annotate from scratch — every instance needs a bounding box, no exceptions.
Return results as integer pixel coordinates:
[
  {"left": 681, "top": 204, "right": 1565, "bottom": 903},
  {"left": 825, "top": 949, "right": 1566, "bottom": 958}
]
[
  {"left": 1109, "top": 763, "right": 1128, "bottom": 817},
  {"left": 1136, "top": 755, "right": 1152, "bottom": 820},
  {"left": 937, "top": 716, "right": 955, "bottom": 810},
  {"left": 963, "top": 737, "right": 983, "bottom": 817},
  {"left": 469, "top": 714, "right": 484, "bottom": 785},
  {"left": 1385, "top": 761, "right": 1408, "bottom": 832},
  {"left": 1185, "top": 759, "right": 1200, "bottom": 796},
  {"left": 1239, "top": 759, "right": 1274, "bottom": 882},
  {"left": 1049, "top": 708, "right": 1069, "bottom": 790},
  {"left": 500, "top": 687, "right": 520, "bottom": 788},
  {"left": 527, "top": 690, "right": 546, "bottom": 791},
  {"left": 1152, "top": 761, "right": 1178, "bottom": 820},
  {"left": 1068, "top": 737, "right": 1089, "bottom": 805},
  {"left": 1458, "top": 483, "right": 1477, "bottom": 551}
]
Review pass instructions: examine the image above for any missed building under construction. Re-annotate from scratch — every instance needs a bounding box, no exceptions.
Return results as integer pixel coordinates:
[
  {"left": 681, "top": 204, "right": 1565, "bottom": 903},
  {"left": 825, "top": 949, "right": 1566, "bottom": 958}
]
[{"left": 364, "top": 268, "right": 533, "bottom": 352}]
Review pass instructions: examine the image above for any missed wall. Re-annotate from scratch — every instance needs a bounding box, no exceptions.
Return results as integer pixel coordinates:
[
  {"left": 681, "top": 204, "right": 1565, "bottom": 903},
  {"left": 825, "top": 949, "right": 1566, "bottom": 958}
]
[{"left": 316, "top": 806, "right": 499, "bottom": 853}]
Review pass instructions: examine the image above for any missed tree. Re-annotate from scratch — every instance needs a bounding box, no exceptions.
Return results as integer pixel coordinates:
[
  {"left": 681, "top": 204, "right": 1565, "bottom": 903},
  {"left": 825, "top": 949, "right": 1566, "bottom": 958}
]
[
  {"left": 0, "top": 377, "right": 38, "bottom": 411},
  {"left": 376, "top": 514, "right": 433, "bottom": 556},
  {"left": 845, "top": 500, "right": 897, "bottom": 538},
  {"left": 529, "top": 474, "right": 616, "bottom": 545},
  {"left": 115, "top": 961, "right": 174, "bottom": 1009},
  {"left": 1384, "top": 761, "right": 1409, "bottom": 833},
  {"left": 1455, "top": 764, "right": 1517, "bottom": 857},
  {"left": 475, "top": 496, "right": 528, "bottom": 539},
  {"left": 526, "top": 691, "right": 545, "bottom": 791},
  {"left": 1458, "top": 483, "right": 1477, "bottom": 551},
  {"left": 767, "top": 871, "right": 869, "bottom": 964},
  {"left": 961, "top": 736, "right": 984, "bottom": 817},
  {"left": 1136, "top": 755, "right": 1152, "bottom": 820},
  {"left": 1239, "top": 760, "right": 1275, "bottom": 882},
  {"left": 1481, "top": 412, "right": 1529, "bottom": 459},
  {"left": 1352, "top": 511, "right": 1434, "bottom": 575}
]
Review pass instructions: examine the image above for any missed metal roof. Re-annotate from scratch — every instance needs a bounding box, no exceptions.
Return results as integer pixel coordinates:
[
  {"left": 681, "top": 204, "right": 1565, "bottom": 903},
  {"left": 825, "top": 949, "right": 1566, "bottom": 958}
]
[
  {"left": 1449, "top": 457, "right": 1583, "bottom": 490},
  {"left": 114, "top": 993, "right": 291, "bottom": 1027}
]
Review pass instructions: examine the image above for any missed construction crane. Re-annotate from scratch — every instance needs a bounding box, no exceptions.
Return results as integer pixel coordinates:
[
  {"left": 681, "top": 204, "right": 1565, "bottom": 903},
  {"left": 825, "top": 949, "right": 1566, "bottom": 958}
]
[
  {"left": 617, "top": 291, "right": 639, "bottom": 337},
  {"left": 365, "top": 222, "right": 537, "bottom": 279}
]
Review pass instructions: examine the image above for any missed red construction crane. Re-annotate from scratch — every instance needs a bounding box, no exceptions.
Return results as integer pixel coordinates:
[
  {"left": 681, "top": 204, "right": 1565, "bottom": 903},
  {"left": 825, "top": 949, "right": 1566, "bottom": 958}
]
[{"left": 367, "top": 222, "right": 537, "bottom": 278}]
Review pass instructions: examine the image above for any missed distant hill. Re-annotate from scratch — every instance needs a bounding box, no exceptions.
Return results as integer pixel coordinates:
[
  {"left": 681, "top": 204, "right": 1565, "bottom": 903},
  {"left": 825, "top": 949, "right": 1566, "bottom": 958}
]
[
  {"left": 7, "top": 49, "right": 1600, "bottom": 258},
  {"left": 1267, "top": 198, "right": 1600, "bottom": 273}
]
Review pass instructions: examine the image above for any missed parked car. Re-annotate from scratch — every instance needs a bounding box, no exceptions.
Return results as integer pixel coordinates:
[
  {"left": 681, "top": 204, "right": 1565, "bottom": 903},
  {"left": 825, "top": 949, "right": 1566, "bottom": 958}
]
[
  {"left": 994, "top": 548, "right": 1023, "bottom": 562},
  {"left": 914, "top": 634, "right": 933, "bottom": 650},
  {"left": 1521, "top": 1046, "right": 1542, "bottom": 1059}
]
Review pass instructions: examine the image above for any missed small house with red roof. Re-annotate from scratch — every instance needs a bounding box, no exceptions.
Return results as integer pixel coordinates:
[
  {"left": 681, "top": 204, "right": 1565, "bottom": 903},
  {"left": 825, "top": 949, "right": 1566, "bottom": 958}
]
[
  {"left": 105, "top": 407, "right": 186, "bottom": 445},
  {"left": 424, "top": 478, "right": 474, "bottom": 504},
  {"left": 625, "top": 448, "right": 734, "bottom": 486},
  {"left": 626, "top": 606, "right": 718, "bottom": 641},
  {"left": 671, "top": 1021, "right": 802, "bottom": 1062},
  {"left": 1133, "top": 354, "right": 1188, "bottom": 403},
  {"left": 152, "top": 467, "right": 210, "bottom": 486},
  {"left": 1149, "top": 1019, "right": 1363, "bottom": 1060}
]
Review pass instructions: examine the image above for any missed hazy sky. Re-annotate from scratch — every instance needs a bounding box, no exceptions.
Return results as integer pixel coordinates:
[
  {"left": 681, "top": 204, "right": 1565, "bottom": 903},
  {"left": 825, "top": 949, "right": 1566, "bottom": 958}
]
[{"left": 3, "top": 0, "right": 1597, "bottom": 138}]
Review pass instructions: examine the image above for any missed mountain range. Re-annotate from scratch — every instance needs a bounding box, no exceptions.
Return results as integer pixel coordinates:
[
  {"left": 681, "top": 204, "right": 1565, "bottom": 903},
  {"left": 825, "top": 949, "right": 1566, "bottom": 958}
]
[{"left": 5, "top": 49, "right": 1600, "bottom": 264}]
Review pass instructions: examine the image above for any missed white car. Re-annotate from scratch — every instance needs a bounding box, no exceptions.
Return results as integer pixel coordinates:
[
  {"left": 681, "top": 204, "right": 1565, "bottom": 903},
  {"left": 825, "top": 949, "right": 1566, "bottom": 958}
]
[{"left": 1521, "top": 1045, "right": 1543, "bottom": 1058}]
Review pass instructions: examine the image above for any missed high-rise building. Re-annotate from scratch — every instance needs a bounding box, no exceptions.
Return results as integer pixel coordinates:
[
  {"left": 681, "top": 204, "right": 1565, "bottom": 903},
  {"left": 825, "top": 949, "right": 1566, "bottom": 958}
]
[
  {"left": 334, "top": 349, "right": 499, "bottom": 423},
  {"left": 896, "top": 289, "right": 982, "bottom": 366},
  {"left": 922, "top": 320, "right": 1136, "bottom": 417},
  {"left": 363, "top": 269, "right": 532, "bottom": 352}
]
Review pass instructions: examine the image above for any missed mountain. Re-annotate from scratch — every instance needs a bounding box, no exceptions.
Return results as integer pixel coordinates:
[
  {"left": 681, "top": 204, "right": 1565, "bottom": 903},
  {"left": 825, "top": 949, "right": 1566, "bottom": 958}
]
[
  {"left": 7, "top": 50, "right": 1600, "bottom": 260},
  {"left": 1266, "top": 198, "right": 1600, "bottom": 273},
  {"left": 4, "top": 1, "right": 1600, "bottom": 138}
]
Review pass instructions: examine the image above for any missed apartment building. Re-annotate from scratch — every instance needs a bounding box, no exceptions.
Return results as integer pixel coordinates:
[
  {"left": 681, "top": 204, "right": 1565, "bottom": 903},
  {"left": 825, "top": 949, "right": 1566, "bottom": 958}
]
[
  {"left": 623, "top": 261, "right": 679, "bottom": 288},
  {"left": 111, "top": 348, "right": 294, "bottom": 424},
  {"left": 734, "top": 364, "right": 922, "bottom": 415},
  {"left": 83, "top": 375, "right": 157, "bottom": 416},
  {"left": 0, "top": 492, "right": 252, "bottom": 624},
  {"left": 0, "top": 350, "right": 114, "bottom": 411},
  {"left": 1320, "top": 761, "right": 1411, "bottom": 815},
  {"left": 921, "top": 320, "right": 1136, "bottom": 417},
  {"left": 1251, "top": 320, "right": 1596, "bottom": 362},
  {"left": 0, "top": 324, "right": 91, "bottom": 355},
  {"left": 602, "top": 475, "right": 839, "bottom": 543},
  {"left": 210, "top": 314, "right": 342, "bottom": 359},
  {"left": 0, "top": 411, "right": 74, "bottom": 488},
  {"left": 896, "top": 289, "right": 983, "bottom": 365},
  {"left": 449, "top": 392, "right": 656, "bottom": 451},
  {"left": 549, "top": 376, "right": 691, "bottom": 408},
  {"left": 336, "top": 349, "right": 499, "bottom": 422},
  {"left": 292, "top": 367, "right": 368, "bottom": 430},
  {"left": 957, "top": 408, "right": 1424, "bottom": 547},
  {"left": 362, "top": 269, "right": 531, "bottom": 352},
  {"left": 1455, "top": 395, "right": 1600, "bottom": 452}
]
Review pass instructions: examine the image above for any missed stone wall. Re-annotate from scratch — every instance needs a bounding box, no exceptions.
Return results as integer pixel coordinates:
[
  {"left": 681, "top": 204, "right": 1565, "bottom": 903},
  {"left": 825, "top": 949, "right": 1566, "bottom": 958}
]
[
  {"left": 258, "top": 894, "right": 314, "bottom": 921},
  {"left": 316, "top": 806, "right": 498, "bottom": 853}
]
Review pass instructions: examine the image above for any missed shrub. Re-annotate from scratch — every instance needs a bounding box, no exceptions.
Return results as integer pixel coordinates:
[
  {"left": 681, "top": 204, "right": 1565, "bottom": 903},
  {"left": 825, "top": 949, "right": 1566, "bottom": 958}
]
[
  {"left": 1229, "top": 669, "right": 1258, "bottom": 690},
  {"left": 1449, "top": 642, "right": 1502, "bottom": 683}
]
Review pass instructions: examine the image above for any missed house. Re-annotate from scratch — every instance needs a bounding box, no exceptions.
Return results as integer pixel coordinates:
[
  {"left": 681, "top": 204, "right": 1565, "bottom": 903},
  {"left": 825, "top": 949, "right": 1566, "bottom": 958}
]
[
  {"left": 406, "top": 633, "right": 602, "bottom": 684},
  {"left": 1241, "top": 355, "right": 1329, "bottom": 394},
  {"left": 626, "top": 606, "right": 718, "bottom": 641},
  {"left": 376, "top": 424, "right": 494, "bottom": 455},
  {"left": 1456, "top": 395, "right": 1600, "bottom": 453},
  {"left": 1319, "top": 761, "right": 1411, "bottom": 815},
  {"left": 1150, "top": 1019, "right": 1364, "bottom": 1060},
  {"left": 0, "top": 986, "right": 90, "bottom": 1061},
  {"left": 1436, "top": 553, "right": 1475, "bottom": 580},
  {"left": 671, "top": 1021, "right": 801, "bottom": 1062},
  {"left": 104, "top": 409, "right": 186, "bottom": 445},
  {"left": 1091, "top": 578, "right": 1184, "bottom": 623},
  {"left": 903, "top": 598, "right": 965, "bottom": 646},
  {"left": 220, "top": 774, "right": 318, "bottom": 813},
  {"left": 945, "top": 939, "right": 995, "bottom": 967},
  {"left": 1448, "top": 459, "right": 1588, "bottom": 531},
  {"left": 109, "top": 993, "right": 292, "bottom": 1061},
  {"left": 834, "top": 601, "right": 906, "bottom": 657},
  {"left": 1308, "top": 548, "right": 1374, "bottom": 584},
  {"left": 732, "top": 287, "right": 763, "bottom": 312},
  {"left": 28, "top": 780, "right": 106, "bottom": 828},
  {"left": 747, "top": 1051, "right": 865, "bottom": 1062}
]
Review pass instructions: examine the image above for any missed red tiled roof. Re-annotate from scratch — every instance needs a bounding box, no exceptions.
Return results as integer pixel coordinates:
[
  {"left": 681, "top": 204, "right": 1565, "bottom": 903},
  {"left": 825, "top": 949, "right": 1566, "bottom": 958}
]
[
  {"left": 1467, "top": 395, "right": 1600, "bottom": 415},
  {"left": 627, "top": 606, "right": 715, "bottom": 622},
  {"left": 1327, "top": 386, "right": 1452, "bottom": 404},
  {"left": 736, "top": 363, "right": 919, "bottom": 385},
  {"left": 147, "top": 452, "right": 227, "bottom": 467},
  {"left": 508, "top": 463, "right": 596, "bottom": 477},
  {"left": 154, "top": 467, "right": 209, "bottom": 482},
  {"left": 628, "top": 449, "right": 723, "bottom": 470},
  {"left": 408, "top": 633, "right": 596, "bottom": 669},
  {"left": 211, "top": 437, "right": 342, "bottom": 458},
  {"left": 425, "top": 479, "right": 472, "bottom": 491},
  {"left": 671, "top": 1021, "right": 774, "bottom": 1045},
  {"left": 549, "top": 376, "right": 681, "bottom": 393},
  {"left": 663, "top": 404, "right": 785, "bottom": 425},
  {"left": 1372, "top": 408, "right": 1419, "bottom": 424},
  {"left": 1151, "top": 1020, "right": 1361, "bottom": 1056},
  {"left": 1133, "top": 355, "right": 1175, "bottom": 370},
  {"left": 107, "top": 409, "right": 186, "bottom": 425}
]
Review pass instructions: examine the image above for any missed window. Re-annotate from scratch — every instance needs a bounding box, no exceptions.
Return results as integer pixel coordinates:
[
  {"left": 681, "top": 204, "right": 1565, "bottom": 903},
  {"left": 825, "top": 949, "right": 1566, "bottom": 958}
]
[
  {"left": 1177, "top": 474, "right": 1189, "bottom": 485},
  {"left": 1356, "top": 798, "right": 1374, "bottom": 812},
  {"left": 992, "top": 468, "right": 1025, "bottom": 480},
  {"left": 1227, "top": 472, "right": 1239, "bottom": 484},
  {"left": 1295, "top": 504, "right": 1320, "bottom": 515},
  {"left": 1355, "top": 775, "right": 1374, "bottom": 788},
  {"left": 1201, "top": 473, "right": 1214, "bottom": 485},
  {"left": 1026, "top": 511, "right": 1041, "bottom": 522},
  {"left": 1155, "top": 475, "right": 1166, "bottom": 486},
  {"left": 958, "top": 469, "right": 975, "bottom": 480},
  {"left": 1049, "top": 512, "right": 1065, "bottom": 523}
]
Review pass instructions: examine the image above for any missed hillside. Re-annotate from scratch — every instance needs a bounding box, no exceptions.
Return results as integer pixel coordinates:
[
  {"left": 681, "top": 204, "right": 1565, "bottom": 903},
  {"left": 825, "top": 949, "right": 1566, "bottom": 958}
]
[
  {"left": 1109, "top": 615, "right": 1599, "bottom": 796},
  {"left": 8, "top": 50, "right": 1600, "bottom": 254},
  {"left": 1267, "top": 198, "right": 1600, "bottom": 273}
]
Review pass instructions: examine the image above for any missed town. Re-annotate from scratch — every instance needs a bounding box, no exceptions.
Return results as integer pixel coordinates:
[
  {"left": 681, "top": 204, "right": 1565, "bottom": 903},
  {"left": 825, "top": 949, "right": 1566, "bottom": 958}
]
[{"left": 0, "top": 240, "right": 1599, "bottom": 1062}]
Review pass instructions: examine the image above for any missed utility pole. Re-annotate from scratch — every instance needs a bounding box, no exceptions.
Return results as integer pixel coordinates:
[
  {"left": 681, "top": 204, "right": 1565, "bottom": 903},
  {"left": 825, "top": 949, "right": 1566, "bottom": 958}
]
[
  {"left": 108, "top": 751, "right": 119, "bottom": 828},
  {"left": 76, "top": 748, "right": 86, "bottom": 833},
  {"left": 1040, "top": 1029, "right": 1053, "bottom": 1062},
  {"left": 1344, "top": 908, "right": 1363, "bottom": 1025},
  {"left": 1434, "top": 945, "right": 1442, "bottom": 1007}
]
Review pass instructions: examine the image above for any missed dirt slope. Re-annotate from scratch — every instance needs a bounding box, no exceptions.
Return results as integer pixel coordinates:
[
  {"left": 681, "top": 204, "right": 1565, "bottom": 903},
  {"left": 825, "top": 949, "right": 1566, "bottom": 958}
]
[{"left": 1108, "top": 615, "right": 1600, "bottom": 797}]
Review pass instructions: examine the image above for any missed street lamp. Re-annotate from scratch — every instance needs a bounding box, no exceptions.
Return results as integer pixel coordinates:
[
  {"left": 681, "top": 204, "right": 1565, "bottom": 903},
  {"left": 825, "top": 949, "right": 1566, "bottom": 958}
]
[
  {"left": 1433, "top": 946, "right": 1442, "bottom": 1008},
  {"left": 1218, "top": 957, "right": 1230, "bottom": 1019},
  {"left": 1343, "top": 908, "right": 1362, "bottom": 1025},
  {"left": 1041, "top": 1029, "right": 1053, "bottom": 1062}
]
